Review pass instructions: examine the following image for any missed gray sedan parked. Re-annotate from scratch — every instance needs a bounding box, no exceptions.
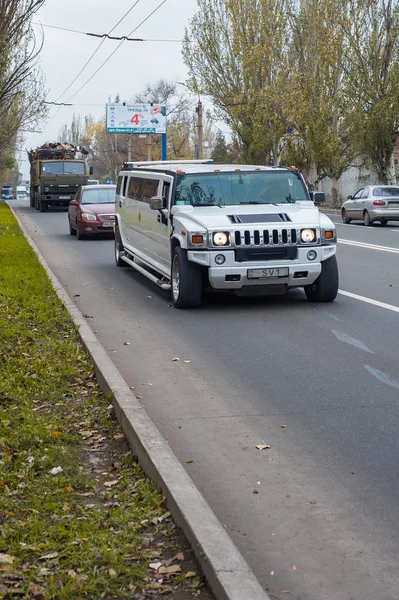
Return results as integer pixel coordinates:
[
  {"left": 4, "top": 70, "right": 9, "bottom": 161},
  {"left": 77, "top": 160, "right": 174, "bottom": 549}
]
[{"left": 341, "top": 185, "right": 399, "bottom": 226}]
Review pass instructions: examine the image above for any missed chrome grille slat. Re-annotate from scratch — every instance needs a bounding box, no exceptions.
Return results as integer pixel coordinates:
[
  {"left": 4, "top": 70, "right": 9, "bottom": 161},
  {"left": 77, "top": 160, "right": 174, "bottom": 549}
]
[{"left": 229, "top": 228, "right": 306, "bottom": 247}]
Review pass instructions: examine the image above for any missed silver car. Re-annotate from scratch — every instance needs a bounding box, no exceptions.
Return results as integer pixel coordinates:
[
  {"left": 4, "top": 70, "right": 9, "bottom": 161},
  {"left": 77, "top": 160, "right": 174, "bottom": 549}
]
[{"left": 341, "top": 185, "right": 399, "bottom": 226}]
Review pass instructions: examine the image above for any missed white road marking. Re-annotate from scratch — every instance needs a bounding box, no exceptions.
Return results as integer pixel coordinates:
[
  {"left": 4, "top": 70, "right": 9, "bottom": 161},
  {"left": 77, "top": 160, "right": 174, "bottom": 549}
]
[
  {"left": 331, "top": 329, "right": 374, "bottom": 354},
  {"left": 338, "top": 239, "right": 399, "bottom": 254},
  {"left": 364, "top": 364, "right": 399, "bottom": 391},
  {"left": 338, "top": 290, "right": 399, "bottom": 314}
]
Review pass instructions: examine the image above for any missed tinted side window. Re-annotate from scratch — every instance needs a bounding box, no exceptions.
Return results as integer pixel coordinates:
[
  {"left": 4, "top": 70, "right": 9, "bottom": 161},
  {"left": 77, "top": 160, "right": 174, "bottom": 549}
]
[
  {"left": 122, "top": 176, "right": 128, "bottom": 197},
  {"left": 127, "top": 176, "right": 143, "bottom": 199},
  {"left": 141, "top": 179, "right": 159, "bottom": 203},
  {"left": 116, "top": 176, "right": 123, "bottom": 195}
]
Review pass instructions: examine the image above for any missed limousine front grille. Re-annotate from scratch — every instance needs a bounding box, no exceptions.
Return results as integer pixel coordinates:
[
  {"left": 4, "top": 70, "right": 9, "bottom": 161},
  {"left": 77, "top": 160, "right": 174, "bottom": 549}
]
[{"left": 233, "top": 228, "right": 298, "bottom": 247}]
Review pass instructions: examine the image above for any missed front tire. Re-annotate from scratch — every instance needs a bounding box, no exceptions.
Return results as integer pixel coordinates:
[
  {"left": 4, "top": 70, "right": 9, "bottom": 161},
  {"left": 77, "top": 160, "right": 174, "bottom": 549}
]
[
  {"left": 39, "top": 198, "right": 47, "bottom": 213},
  {"left": 363, "top": 210, "right": 373, "bottom": 226},
  {"left": 304, "top": 255, "right": 339, "bottom": 303},
  {"left": 114, "top": 223, "right": 128, "bottom": 266},
  {"left": 342, "top": 209, "right": 351, "bottom": 224},
  {"left": 69, "top": 217, "right": 76, "bottom": 236},
  {"left": 380, "top": 219, "right": 388, "bottom": 226},
  {"left": 171, "top": 247, "right": 202, "bottom": 309}
]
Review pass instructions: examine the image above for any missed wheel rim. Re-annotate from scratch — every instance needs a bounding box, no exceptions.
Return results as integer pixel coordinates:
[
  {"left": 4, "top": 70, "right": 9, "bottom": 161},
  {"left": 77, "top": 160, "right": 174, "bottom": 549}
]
[
  {"left": 364, "top": 212, "right": 370, "bottom": 225},
  {"left": 342, "top": 210, "right": 347, "bottom": 221},
  {"left": 172, "top": 256, "right": 180, "bottom": 301},
  {"left": 115, "top": 238, "right": 120, "bottom": 262}
]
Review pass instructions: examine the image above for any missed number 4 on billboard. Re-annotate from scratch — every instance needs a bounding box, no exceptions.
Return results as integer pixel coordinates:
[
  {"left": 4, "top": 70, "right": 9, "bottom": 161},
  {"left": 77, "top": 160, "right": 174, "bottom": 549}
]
[{"left": 130, "top": 114, "right": 140, "bottom": 125}]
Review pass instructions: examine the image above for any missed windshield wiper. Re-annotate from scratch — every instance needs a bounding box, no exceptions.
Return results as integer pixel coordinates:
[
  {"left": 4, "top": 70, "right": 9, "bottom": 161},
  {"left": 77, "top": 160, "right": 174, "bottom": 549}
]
[{"left": 192, "top": 203, "right": 224, "bottom": 207}]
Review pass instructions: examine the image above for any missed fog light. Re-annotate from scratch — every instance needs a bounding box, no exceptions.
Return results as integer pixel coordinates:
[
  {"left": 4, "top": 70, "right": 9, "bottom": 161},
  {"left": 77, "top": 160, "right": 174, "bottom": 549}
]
[
  {"left": 215, "top": 254, "right": 226, "bottom": 265},
  {"left": 307, "top": 250, "right": 317, "bottom": 261}
]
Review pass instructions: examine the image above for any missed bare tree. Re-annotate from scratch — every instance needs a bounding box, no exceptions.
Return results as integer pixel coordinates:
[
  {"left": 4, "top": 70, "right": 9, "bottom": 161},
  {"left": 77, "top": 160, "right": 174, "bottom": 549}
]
[{"left": 0, "top": 1, "right": 47, "bottom": 180}]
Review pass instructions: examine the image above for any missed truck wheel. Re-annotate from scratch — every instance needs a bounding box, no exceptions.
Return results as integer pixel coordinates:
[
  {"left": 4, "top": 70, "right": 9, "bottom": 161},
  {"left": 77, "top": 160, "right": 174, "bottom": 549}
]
[
  {"left": 39, "top": 199, "right": 47, "bottom": 212},
  {"left": 171, "top": 247, "right": 202, "bottom": 309},
  {"left": 304, "top": 255, "right": 339, "bottom": 302},
  {"left": 114, "top": 224, "right": 127, "bottom": 266}
]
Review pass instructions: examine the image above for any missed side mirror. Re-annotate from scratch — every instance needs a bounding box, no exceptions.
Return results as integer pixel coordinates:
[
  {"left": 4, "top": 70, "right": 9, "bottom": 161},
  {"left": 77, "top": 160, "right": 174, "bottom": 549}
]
[
  {"left": 347, "top": 195, "right": 353, "bottom": 200},
  {"left": 89, "top": 166, "right": 94, "bottom": 175},
  {"left": 69, "top": 199, "right": 77, "bottom": 206},
  {"left": 149, "top": 196, "right": 166, "bottom": 211},
  {"left": 310, "top": 191, "right": 325, "bottom": 205}
]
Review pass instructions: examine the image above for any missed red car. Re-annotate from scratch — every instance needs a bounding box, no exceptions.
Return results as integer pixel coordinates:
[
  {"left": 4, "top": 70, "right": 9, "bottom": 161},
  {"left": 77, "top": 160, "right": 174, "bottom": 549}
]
[{"left": 68, "top": 185, "right": 116, "bottom": 239}]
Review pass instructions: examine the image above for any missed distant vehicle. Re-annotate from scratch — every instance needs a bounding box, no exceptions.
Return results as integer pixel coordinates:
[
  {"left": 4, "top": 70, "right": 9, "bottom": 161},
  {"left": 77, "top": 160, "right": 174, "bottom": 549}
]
[
  {"left": 16, "top": 185, "right": 27, "bottom": 200},
  {"left": 87, "top": 179, "right": 100, "bottom": 185},
  {"left": 68, "top": 184, "right": 116, "bottom": 239},
  {"left": 1, "top": 185, "right": 14, "bottom": 200},
  {"left": 28, "top": 143, "right": 92, "bottom": 212},
  {"left": 114, "top": 160, "right": 338, "bottom": 308},
  {"left": 341, "top": 185, "right": 399, "bottom": 226}
]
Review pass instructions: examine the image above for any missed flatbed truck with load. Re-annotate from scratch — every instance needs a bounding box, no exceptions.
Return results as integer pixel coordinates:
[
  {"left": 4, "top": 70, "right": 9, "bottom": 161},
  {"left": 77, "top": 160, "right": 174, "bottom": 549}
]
[{"left": 28, "top": 143, "right": 93, "bottom": 212}]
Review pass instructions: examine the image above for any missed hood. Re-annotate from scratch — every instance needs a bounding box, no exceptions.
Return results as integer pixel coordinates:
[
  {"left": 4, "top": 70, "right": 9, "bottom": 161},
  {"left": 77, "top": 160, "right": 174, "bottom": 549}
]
[
  {"left": 172, "top": 202, "right": 322, "bottom": 229},
  {"left": 81, "top": 202, "right": 115, "bottom": 215}
]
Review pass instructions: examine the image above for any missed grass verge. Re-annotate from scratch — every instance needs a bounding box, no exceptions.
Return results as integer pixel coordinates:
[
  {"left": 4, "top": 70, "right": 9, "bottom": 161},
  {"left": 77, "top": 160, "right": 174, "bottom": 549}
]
[{"left": 0, "top": 203, "right": 212, "bottom": 599}]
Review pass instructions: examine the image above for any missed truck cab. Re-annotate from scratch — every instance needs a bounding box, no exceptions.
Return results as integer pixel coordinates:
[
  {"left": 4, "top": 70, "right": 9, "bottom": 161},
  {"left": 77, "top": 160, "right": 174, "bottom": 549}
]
[{"left": 29, "top": 155, "right": 91, "bottom": 212}]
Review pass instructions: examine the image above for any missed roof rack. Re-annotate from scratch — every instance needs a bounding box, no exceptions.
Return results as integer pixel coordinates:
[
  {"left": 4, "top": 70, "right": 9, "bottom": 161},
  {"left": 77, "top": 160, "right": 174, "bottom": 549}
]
[{"left": 122, "top": 159, "right": 213, "bottom": 169}]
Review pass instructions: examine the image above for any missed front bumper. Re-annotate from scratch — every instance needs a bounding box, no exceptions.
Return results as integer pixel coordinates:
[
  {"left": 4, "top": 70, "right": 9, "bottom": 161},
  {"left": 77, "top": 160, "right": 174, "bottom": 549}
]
[
  {"left": 188, "top": 245, "right": 336, "bottom": 290},
  {"left": 369, "top": 208, "right": 399, "bottom": 221}
]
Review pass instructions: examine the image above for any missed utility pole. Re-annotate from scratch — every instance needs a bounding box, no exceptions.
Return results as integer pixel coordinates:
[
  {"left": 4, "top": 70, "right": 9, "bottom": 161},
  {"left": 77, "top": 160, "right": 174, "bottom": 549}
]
[
  {"left": 127, "top": 135, "right": 132, "bottom": 162},
  {"left": 196, "top": 100, "right": 203, "bottom": 159},
  {"left": 147, "top": 134, "right": 152, "bottom": 161}
]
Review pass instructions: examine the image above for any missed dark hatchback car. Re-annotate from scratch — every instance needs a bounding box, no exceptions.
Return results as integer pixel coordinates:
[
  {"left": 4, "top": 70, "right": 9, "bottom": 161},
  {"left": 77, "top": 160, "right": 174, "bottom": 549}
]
[{"left": 68, "top": 185, "right": 116, "bottom": 239}]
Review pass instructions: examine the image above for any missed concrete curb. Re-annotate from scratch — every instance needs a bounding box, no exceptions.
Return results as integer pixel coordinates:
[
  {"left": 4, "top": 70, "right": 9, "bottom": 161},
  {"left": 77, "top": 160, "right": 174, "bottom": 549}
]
[{"left": 9, "top": 204, "right": 271, "bottom": 600}]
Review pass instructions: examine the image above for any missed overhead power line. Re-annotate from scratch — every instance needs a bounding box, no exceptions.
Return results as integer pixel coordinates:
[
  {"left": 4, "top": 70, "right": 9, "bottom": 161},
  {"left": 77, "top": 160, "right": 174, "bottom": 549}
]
[
  {"left": 62, "top": 0, "right": 168, "bottom": 105},
  {"left": 51, "top": 0, "right": 142, "bottom": 104},
  {"left": 32, "top": 21, "right": 181, "bottom": 42}
]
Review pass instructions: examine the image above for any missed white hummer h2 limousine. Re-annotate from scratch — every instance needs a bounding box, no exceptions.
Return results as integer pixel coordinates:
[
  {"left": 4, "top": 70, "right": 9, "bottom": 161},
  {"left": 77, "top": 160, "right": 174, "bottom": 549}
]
[{"left": 114, "top": 160, "right": 338, "bottom": 309}]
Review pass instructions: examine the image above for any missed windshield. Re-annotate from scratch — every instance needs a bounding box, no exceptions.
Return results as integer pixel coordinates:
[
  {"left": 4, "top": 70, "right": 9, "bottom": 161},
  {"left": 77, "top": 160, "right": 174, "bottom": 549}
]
[
  {"left": 2, "top": 187, "right": 13, "bottom": 194},
  {"left": 373, "top": 187, "right": 399, "bottom": 197},
  {"left": 81, "top": 188, "right": 116, "bottom": 204},
  {"left": 42, "top": 161, "right": 86, "bottom": 175},
  {"left": 174, "top": 171, "right": 309, "bottom": 207}
]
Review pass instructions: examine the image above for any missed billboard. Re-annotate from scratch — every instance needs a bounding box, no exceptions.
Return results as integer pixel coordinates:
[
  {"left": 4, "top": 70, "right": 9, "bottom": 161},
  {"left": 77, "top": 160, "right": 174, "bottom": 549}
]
[{"left": 106, "top": 103, "right": 166, "bottom": 134}]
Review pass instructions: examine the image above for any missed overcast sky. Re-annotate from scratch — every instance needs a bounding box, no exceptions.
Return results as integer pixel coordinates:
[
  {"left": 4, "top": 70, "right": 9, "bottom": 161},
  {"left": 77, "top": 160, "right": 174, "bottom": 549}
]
[{"left": 20, "top": 0, "right": 201, "bottom": 178}]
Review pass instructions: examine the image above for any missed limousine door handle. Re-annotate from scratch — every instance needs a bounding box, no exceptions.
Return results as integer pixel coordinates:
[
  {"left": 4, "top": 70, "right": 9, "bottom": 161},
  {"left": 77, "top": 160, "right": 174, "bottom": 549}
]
[{"left": 157, "top": 209, "right": 168, "bottom": 225}]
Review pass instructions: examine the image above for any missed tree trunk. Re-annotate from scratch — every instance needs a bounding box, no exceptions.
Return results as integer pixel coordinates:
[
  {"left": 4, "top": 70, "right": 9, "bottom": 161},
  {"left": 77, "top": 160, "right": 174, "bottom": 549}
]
[
  {"left": 330, "top": 177, "right": 340, "bottom": 208},
  {"left": 307, "top": 160, "right": 318, "bottom": 189},
  {"left": 387, "top": 152, "right": 397, "bottom": 185}
]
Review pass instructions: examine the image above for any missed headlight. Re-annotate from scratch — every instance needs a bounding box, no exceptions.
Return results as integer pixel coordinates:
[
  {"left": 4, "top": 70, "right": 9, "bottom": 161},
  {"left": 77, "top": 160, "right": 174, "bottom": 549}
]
[
  {"left": 81, "top": 213, "right": 97, "bottom": 221},
  {"left": 300, "top": 228, "right": 316, "bottom": 243},
  {"left": 213, "top": 231, "right": 230, "bottom": 246}
]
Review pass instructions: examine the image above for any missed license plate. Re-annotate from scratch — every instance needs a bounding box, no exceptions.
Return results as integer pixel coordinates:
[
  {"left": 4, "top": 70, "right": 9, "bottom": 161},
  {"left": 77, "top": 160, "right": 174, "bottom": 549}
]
[
  {"left": 247, "top": 267, "right": 289, "bottom": 279},
  {"left": 102, "top": 222, "right": 113, "bottom": 227},
  {"left": 59, "top": 196, "right": 70, "bottom": 200}
]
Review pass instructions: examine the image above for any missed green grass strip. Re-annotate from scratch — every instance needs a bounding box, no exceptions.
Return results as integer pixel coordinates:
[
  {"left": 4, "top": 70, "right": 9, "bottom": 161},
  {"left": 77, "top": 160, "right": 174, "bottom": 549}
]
[{"left": 0, "top": 204, "right": 205, "bottom": 599}]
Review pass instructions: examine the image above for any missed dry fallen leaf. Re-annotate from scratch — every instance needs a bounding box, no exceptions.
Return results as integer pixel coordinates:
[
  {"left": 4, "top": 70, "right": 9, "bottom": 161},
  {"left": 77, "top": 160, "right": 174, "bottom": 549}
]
[
  {"left": 281, "top": 425, "right": 287, "bottom": 428},
  {"left": 292, "top": 565, "right": 297, "bottom": 571},
  {"left": 159, "top": 565, "right": 181, "bottom": 574},
  {"left": 103, "top": 480, "right": 119, "bottom": 488},
  {"left": 184, "top": 360, "right": 191, "bottom": 363},
  {"left": 123, "top": 342, "right": 131, "bottom": 346},
  {"left": 270, "top": 570, "right": 275, "bottom": 576},
  {"left": 256, "top": 444, "right": 271, "bottom": 450},
  {"left": 113, "top": 433, "right": 125, "bottom": 440},
  {"left": 0, "top": 554, "right": 15, "bottom": 565},
  {"left": 172, "top": 357, "right": 180, "bottom": 361},
  {"left": 186, "top": 459, "right": 194, "bottom": 464},
  {"left": 38, "top": 552, "right": 59, "bottom": 561},
  {"left": 108, "top": 568, "right": 117, "bottom": 578},
  {"left": 174, "top": 553, "right": 184, "bottom": 561},
  {"left": 185, "top": 571, "right": 196, "bottom": 578},
  {"left": 149, "top": 562, "right": 162, "bottom": 571},
  {"left": 68, "top": 570, "right": 77, "bottom": 578}
]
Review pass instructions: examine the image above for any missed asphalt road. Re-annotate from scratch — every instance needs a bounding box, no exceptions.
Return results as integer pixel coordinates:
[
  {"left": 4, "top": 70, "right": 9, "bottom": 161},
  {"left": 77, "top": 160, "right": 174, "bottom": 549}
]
[{"left": 11, "top": 201, "right": 399, "bottom": 600}]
